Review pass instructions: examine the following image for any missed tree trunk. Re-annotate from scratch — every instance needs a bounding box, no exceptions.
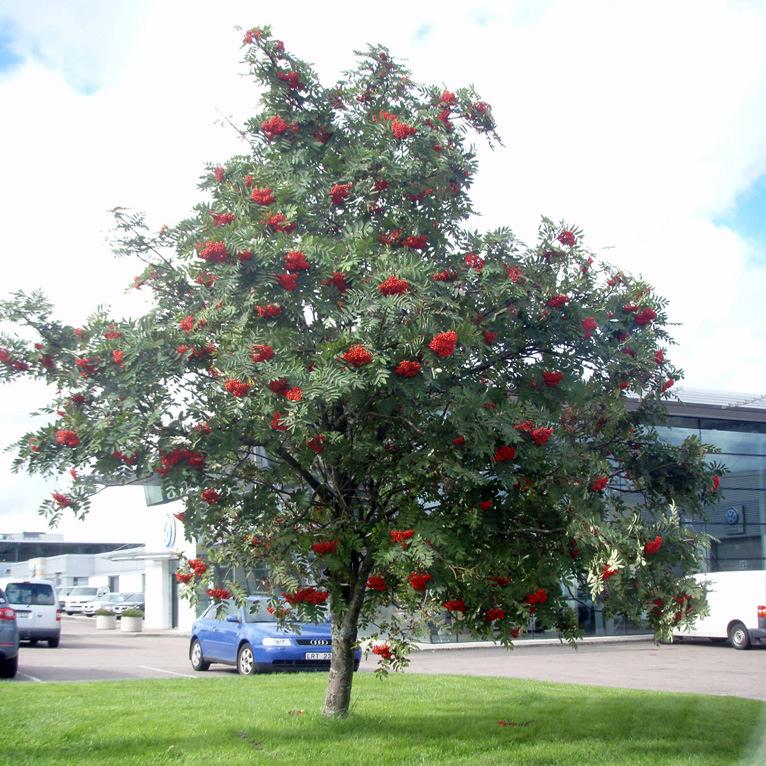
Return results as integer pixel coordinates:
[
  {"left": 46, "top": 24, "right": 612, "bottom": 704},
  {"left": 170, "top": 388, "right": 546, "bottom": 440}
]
[
  {"left": 322, "top": 612, "right": 359, "bottom": 717},
  {"left": 322, "top": 551, "right": 372, "bottom": 717}
]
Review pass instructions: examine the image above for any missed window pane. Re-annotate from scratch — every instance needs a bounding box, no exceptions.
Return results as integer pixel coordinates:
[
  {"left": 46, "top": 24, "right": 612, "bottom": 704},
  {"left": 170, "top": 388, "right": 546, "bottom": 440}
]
[
  {"left": 700, "top": 427, "right": 766, "bottom": 455},
  {"left": 654, "top": 425, "right": 700, "bottom": 446}
]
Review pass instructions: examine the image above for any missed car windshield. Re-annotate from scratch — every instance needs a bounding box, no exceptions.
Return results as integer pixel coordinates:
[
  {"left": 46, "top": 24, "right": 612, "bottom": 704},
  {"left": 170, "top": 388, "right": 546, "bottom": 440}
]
[
  {"left": 69, "top": 587, "right": 98, "bottom": 596},
  {"left": 243, "top": 599, "right": 281, "bottom": 623},
  {"left": 5, "top": 583, "right": 55, "bottom": 606},
  {"left": 101, "top": 594, "right": 125, "bottom": 603}
]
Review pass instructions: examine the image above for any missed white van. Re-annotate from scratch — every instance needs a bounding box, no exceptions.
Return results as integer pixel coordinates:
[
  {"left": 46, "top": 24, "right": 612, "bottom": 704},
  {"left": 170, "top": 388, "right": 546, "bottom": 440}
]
[
  {"left": 673, "top": 570, "right": 766, "bottom": 649},
  {"left": 0, "top": 578, "right": 61, "bottom": 648}
]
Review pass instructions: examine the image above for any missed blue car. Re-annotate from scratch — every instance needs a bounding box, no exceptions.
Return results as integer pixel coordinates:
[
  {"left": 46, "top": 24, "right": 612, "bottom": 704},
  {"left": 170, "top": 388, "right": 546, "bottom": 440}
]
[
  {"left": 189, "top": 595, "right": 361, "bottom": 675},
  {"left": 0, "top": 587, "right": 19, "bottom": 679}
]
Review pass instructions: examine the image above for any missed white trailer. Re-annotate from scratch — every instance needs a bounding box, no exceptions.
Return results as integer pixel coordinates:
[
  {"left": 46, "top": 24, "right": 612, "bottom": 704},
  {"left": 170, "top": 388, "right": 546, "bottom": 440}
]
[{"left": 673, "top": 570, "right": 766, "bottom": 649}]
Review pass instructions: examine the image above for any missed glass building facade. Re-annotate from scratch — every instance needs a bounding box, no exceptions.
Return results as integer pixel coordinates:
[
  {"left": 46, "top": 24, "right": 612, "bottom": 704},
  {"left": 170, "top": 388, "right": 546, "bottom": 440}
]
[
  {"left": 657, "top": 390, "right": 766, "bottom": 572},
  {"left": 426, "top": 389, "right": 766, "bottom": 642}
]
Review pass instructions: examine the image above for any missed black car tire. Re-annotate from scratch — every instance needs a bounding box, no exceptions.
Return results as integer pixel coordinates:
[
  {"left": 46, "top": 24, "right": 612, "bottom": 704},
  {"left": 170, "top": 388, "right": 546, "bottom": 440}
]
[
  {"left": 190, "top": 639, "right": 210, "bottom": 671},
  {"left": 0, "top": 655, "right": 18, "bottom": 679},
  {"left": 729, "top": 621, "right": 751, "bottom": 650},
  {"left": 48, "top": 637, "right": 60, "bottom": 648},
  {"left": 237, "top": 642, "right": 259, "bottom": 675}
]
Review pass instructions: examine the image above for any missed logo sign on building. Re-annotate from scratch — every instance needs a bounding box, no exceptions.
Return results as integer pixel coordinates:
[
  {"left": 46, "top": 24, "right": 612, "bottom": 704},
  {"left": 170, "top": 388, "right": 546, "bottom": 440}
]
[
  {"left": 162, "top": 515, "right": 177, "bottom": 549},
  {"left": 722, "top": 505, "right": 745, "bottom": 536}
]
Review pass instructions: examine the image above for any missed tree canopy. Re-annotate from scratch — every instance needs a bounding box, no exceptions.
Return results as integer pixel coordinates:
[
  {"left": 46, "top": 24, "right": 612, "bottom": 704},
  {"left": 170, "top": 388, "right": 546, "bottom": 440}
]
[{"left": 0, "top": 25, "right": 720, "bottom": 716}]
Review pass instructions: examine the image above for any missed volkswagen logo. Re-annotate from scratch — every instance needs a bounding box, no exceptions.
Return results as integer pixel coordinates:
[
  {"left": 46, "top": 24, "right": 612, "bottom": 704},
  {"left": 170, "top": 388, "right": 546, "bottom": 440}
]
[{"left": 162, "top": 514, "right": 177, "bottom": 548}]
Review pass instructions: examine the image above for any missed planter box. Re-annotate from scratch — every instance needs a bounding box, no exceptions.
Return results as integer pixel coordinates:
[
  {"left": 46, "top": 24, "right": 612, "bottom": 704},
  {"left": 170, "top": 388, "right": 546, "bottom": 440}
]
[
  {"left": 96, "top": 614, "right": 116, "bottom": 630},
  {"left": 120, "top": 616, "right": 143, "bottom": 632}
]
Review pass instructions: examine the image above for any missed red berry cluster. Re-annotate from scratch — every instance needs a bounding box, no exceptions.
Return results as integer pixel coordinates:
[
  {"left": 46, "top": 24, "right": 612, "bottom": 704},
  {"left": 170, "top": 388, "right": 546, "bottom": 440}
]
[
  {"left": 394, "top": 360, "right": 421, "bottom": 378},
  {"left": 200, "top": 488, "right": 221, "bottom": 505},
  {"left": 342, "top": 345, "right": 373, "bottom": 368},
  {"left": 156, "top": 448, "right": 205, "bottom": 476},
  {"left": 644, "top": 535, "right": 663, "bottom": 556},
  {"left": 366, "top": 576, "right": 387, "bottom": 592},
  {"left": 198, "top": 241, "right": 230, "bottom": 263},
  {"left": 378, "top": 275, "right": 410, "bottom": 296},
  {"left": 251, "top": 187, "right": 276, "bottom": 205},
  {"left": 283, "top": 587, "right": 329, "bottom": 606},
  {"left": 224, "top": 379, "right": 251, "bottom": 398},
  {"left": 311, "top": 540, "right": 338, "bottom": 555},
  {"left": 55, "top": 429, "right": 80, "bottom": 448},
  {"left": 408, "top": 572, "right": 432, "bottom": 591},
  {"left": 428, "top": 331, "right": 458, "bottom": 358}
]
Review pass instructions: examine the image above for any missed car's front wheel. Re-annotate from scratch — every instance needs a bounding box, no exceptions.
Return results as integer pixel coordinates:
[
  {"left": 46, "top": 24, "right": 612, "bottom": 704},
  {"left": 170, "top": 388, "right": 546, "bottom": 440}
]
[
  {"left": 237, "top": 642, "right": 259, "bottom": 675},
  {"left": 729, "top": 621, "right": 751, "bottom": 650},
  {"left": 0, "top": 655, "right": 18, "bottom": 679},
  {"left": 190, "top": 639, "right": 210, "bottom": 671}
]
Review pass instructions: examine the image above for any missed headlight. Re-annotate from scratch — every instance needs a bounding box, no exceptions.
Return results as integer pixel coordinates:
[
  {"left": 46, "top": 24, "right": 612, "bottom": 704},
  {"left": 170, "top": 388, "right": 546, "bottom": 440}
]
[{"left": 262, "top": 637, "right": 292, "bottom": 647}]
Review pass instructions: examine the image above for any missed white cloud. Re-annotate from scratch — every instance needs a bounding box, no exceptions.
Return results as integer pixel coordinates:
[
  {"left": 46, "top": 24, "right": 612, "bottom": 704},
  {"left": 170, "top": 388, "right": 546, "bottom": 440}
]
[{"left": 1, "top": 0, "right": 765, "bottom": 538}]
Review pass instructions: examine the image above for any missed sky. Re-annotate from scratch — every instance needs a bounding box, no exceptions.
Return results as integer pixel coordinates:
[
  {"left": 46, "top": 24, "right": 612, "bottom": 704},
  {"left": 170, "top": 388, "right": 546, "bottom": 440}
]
[{"left": 0, "top": 0, "right": 765, "bottom": 541}]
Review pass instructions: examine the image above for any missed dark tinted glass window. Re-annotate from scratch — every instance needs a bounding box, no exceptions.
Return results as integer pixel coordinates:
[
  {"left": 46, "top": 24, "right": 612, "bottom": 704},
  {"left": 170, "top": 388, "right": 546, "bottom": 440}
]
[{"left": 5, "top": 583, "right": 55, "bottom": 605}]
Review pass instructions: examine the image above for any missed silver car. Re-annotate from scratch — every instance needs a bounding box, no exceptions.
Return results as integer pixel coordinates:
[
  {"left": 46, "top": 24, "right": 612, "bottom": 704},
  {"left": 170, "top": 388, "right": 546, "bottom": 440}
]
[
  {"left": 0, "top": 587, "right": 19, "bottom": 678},
  {"left": 82, "top": 593, "right": 129, "bottom": 617},
  {"left": 113, "top": 593, "right": 145, "bottom": 617}
]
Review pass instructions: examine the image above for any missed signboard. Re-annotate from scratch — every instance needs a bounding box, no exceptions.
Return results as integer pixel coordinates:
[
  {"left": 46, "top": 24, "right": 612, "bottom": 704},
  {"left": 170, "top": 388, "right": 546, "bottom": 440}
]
[
  {"left": 162, "top": 515, "right": 177, "bottom": 549},
  {"left": 722, "top": 505, "right": 745, "bottom": 536},
  {"left": 143, "top": 480, "right": 183, "bottom": 507}
]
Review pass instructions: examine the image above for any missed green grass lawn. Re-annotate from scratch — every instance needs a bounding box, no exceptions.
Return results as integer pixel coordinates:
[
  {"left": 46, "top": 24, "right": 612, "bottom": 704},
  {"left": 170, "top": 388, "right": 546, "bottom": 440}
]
[{"left": 2, "top": 674, "right": 764, "bottom": 766}]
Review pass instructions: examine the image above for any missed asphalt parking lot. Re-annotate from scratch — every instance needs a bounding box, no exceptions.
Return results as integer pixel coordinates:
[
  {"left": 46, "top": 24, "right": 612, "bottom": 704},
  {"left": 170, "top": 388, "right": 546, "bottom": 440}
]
[{"left": 9, "top": 617, "right": 765, "bottom": 700}]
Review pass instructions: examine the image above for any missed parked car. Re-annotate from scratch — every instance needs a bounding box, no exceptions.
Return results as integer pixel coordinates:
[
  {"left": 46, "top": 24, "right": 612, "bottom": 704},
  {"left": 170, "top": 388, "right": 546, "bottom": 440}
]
[
  {"left": 189, "top": 595, "right": 360, "bottom": 675},
  {"left": 62, "top": 586, "right": 107, "bottom": 615},
  {"left": 673, "top": 570, "right": 766, "bottom": 649},
  {"left": 0, "top": 578, "right": 60, "bottom": 648},
  {"left": 82, "top": 592, "right": 130, "bottom": 617},
  {"left": 113, "top": 593, "right": 145, "bottom": 617},
  {"left": 0, "top": 586, "right": 19, "bottom": 678},
  {"left": 57, "top": 586, "right": 75, "bottom": 609}
]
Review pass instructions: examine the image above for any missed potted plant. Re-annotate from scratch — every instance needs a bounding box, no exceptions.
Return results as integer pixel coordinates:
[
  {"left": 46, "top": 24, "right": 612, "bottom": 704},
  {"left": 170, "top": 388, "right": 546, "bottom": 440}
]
[
  {"left": 120, "top": 608, "right": 144, "bottom": 633},
  {"left": 95, "top": 608, "right": 116, "bottom": 630}
]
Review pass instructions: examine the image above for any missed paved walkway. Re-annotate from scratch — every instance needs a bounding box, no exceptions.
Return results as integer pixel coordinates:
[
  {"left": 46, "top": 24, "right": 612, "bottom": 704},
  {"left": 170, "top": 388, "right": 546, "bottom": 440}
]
[{"left": 8, "top": 617, "right": 766, "bottom": 701}]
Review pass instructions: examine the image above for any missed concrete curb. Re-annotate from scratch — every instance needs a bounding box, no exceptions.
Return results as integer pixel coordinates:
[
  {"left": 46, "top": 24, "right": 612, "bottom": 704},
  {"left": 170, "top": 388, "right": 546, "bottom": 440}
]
[{"left": 412, "top": 634, "right": 654, "bottom": 651}]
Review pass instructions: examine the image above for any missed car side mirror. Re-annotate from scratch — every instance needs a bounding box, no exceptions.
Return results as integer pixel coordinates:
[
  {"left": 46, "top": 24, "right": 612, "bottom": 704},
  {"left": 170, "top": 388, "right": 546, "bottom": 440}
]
[{"left": 225, "top": 614, "right": 240, "bottom": 623}]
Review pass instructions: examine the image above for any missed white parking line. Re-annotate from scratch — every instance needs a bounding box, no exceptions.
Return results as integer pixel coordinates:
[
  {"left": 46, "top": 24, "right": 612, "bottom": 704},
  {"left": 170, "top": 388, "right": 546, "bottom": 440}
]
[
  {"left": 18, "top": 672, "right": 44, "bottom": 683},
  {"left": 138, "top": 665, "right": 197, "bottom": 678}
]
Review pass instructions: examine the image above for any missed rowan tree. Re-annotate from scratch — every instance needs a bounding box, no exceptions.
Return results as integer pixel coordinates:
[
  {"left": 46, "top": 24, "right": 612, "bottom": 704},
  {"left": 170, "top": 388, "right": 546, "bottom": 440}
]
[{"left": 0, "top": 25, "right": 720, "bottom": 717}]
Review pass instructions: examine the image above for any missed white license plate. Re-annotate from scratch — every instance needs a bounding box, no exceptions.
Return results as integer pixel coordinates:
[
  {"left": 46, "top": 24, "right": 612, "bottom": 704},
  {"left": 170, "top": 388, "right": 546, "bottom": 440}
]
[
  {"left": 16, "top": 612, "right": 29, "bottom": 619},
  {"left": 304, "top": 652, "right": 331, "bottom": 660}
]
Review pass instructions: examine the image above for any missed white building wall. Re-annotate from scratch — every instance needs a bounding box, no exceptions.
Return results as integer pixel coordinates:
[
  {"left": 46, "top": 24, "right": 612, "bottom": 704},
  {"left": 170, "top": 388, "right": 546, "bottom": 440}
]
[
  {"left": 141, "top": 500, "right": 197, "bottom": 631},
  {"left": 3, "top": 489, "right": 201, "bottom": 631}
]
